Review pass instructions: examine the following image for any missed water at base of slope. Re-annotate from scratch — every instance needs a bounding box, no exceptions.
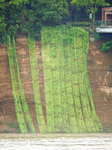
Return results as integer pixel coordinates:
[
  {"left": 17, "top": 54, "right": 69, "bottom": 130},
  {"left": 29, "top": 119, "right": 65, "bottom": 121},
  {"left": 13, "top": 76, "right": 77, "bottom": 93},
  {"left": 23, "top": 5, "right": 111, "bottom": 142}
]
[{"left": 0, "top": 133, "right": 112, "bottom": 150}]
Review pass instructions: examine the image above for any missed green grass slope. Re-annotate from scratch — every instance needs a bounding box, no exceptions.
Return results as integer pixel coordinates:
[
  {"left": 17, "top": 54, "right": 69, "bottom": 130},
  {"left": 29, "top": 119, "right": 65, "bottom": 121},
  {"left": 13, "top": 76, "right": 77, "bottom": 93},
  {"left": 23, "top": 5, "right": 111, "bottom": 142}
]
[{"left": 41, "top": 25, "right": 103, "bottom": 133}]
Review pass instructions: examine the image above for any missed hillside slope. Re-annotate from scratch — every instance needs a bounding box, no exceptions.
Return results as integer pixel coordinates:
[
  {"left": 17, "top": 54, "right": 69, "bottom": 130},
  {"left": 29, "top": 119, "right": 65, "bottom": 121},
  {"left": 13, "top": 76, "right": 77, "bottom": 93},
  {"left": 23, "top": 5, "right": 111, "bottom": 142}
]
[{"left": 0, "top": 34, "right": 112, "bottom": 133}]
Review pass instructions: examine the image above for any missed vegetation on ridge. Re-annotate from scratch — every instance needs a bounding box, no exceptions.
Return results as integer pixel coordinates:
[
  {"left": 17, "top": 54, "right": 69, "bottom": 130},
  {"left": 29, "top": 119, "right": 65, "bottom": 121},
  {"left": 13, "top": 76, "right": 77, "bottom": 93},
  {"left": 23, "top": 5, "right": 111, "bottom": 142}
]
[{"left": 71, "top": 0, "right": 110, "bottom": 34}]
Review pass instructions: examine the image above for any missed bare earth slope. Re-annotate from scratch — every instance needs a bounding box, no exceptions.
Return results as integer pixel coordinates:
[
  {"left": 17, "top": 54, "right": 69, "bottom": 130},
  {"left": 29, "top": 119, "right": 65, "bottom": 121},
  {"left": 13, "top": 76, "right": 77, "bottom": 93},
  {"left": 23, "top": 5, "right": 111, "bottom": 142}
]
[
  {"left": 0, "top": 35, "right": 112, "bottom": 133},
  {"left": 88, "top": 41, "right": 112, "bottom": 131}
]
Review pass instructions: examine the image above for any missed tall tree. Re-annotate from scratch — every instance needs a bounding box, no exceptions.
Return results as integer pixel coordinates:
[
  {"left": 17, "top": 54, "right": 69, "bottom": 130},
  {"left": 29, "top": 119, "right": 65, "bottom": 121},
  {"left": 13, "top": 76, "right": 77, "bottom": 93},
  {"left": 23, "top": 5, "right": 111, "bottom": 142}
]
[
  {"left": 67, "top": 0, "right": 75, "bottom": 21},
  {"left": 71, "top": 0, "right": 110, "bottom": 34},
  {"left": 0, "top": 0, "right": 6, "bottom": 44},
  {"left": 0, "top": 0, "right": 69, "bottom": 40}
]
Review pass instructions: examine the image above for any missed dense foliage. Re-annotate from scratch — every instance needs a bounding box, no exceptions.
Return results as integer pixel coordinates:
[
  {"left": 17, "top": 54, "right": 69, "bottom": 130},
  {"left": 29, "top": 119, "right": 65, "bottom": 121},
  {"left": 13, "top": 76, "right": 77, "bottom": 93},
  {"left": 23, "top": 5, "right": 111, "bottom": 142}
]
[
  {"left": 0, "top": 0, "right": 69, "bottom": 41},
  {"left": 71, "top": 0, "right": 110, "bottom": 34},
  {"left": 101, "top": 40, "right": 112, "bottom": 52},
  {"left": 0, "top": 0, "right": 112, "bottom": 43},
  {"left": 71, "top": 22, "right": 91, "bottom": 27},
  {"left": 0, "top": 0, "right": 6, "bottom": 44}
]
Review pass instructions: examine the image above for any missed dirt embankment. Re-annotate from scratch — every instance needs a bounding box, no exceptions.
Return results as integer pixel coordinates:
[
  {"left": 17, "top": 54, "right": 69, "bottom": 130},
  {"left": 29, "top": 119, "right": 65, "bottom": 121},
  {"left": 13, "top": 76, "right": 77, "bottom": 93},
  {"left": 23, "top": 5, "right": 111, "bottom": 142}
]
[
  {"left": 0, "top": 35, "right": 112, "bottom": 133},
  {"left": 88, "top": 41, "right": 112, "bottom": 131}
]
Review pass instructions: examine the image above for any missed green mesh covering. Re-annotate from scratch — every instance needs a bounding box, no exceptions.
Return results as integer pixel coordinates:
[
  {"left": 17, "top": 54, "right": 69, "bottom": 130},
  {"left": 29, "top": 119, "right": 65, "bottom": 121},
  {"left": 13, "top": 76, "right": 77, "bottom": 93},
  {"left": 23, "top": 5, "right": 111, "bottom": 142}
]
[
  {"left": 28, "top": 33, "right": 47, "bottom": 133},
  {"left": 41, "top": 25, "right": 103, "bottom": 133},
  {"left": 7, "top": 35, "right": 28, "bottom": 133},
  {"left": 7, "top": 36, "right": 36, "bottom": 133},
  {"left": 12, "top": 37, "right": 35, "bottom": 133}
]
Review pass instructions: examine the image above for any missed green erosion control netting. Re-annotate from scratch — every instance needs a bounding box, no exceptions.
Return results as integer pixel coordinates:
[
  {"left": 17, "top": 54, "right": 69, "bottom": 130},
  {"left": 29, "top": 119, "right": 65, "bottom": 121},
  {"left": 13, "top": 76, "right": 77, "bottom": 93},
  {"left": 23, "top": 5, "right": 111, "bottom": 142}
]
[
  {"left": 28, "top": 33, "right": 47, "bottom": 133},
  {"left": 6, "top": 26, "right": 103, "bottom": 133},
  {"left": 7, "top": 36, "right": 35, "bottom": 133},
  {"left": 41, "top": 26, "right": 103, "bottom": 133}
]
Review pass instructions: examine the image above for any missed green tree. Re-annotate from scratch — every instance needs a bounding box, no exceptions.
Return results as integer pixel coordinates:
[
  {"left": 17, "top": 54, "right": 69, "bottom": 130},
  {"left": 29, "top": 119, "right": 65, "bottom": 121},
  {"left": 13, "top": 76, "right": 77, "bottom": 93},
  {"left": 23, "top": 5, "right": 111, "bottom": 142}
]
[
  {"left": 0, "top": 0, "right": 6, "bottom": 44},
  {"left": 106, "top": 0, "right": 112, "bottom": 6},
  {"left": 9, "top": 0, "right": 29, "bottom": 5},
  {"left": 0, "top": 0, "right": 29, "bottom": 40},
  {"left": 0, "top": 0, "right": 5, "bottom": 9},
  {"left": 67, "top": 0, "right": 75, "bottom": 21},
  {"left": 0, "top": 0, "right": 69, "bottom": 43},
  {"left": 29, "top": 0, "right": 69, "bottom": 26},
  {"left": 71, "top": 0, "right": 110, "bottom": 34}
]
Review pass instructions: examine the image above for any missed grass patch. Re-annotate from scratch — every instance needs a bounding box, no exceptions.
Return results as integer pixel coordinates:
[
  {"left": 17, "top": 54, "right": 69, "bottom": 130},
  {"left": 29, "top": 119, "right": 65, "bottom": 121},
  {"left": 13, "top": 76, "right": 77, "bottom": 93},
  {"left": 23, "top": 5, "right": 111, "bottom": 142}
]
[
  {"left": 8, "top": 107, "right": 12, "bottom": 111},
  {"left": 21, "top": 55, "right": 25, "bottom": 58},
  {"left": 5, "top": 122, "right": 19, "bottom": 128},
  {"left": 0, "top": 121, "right": 3, "bottom": 125},
  {"left": 4, "top": 129, "right": 9, "bottom": 133},
  {"left": 71, "top": 22, "right": 91, "bottom": 27},
  {"left": 104, "top": 127, "right": 112, "bottom": 133},
  {"left": 9, "top": 122, "right": 19, "bottom": 128}
]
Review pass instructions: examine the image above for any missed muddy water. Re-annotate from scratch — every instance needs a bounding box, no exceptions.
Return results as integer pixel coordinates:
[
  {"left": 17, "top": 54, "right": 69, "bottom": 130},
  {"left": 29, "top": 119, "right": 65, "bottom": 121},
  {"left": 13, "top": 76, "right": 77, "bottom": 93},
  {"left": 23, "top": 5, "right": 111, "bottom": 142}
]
[{"left": 0, "top": 133, "right": 112, "bottom": 150}]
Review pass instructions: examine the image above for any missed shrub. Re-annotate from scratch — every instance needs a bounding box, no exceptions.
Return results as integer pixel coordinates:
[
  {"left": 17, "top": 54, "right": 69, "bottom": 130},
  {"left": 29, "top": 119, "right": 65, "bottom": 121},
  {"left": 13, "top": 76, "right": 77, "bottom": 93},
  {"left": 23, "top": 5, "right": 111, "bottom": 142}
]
[
  {"left": 9, "top": 122, "right": 19, "bottom": 128},
  {"left": 71, "top": 22, "right": 91, "bottom": 27},
  {"left": 0, "top": 15, "right": 6, "bottom": 45},
  {"left": 94, "top": 32, "right": 100, "bottom": 41},
  {"left": 100, "top": 40, "right": 112, "bottom": 52},
  {"left": 0, "top": 121, "right": 3, "bottom": 125},
  {"left": 8, "top": 25, "right": 17, "bottom": 37},
  {"left": 97, "top": 45, "right": 101, "bottom": 49},
  {"left": 42, "top": 11, "right": 62, "bottom": 26}
]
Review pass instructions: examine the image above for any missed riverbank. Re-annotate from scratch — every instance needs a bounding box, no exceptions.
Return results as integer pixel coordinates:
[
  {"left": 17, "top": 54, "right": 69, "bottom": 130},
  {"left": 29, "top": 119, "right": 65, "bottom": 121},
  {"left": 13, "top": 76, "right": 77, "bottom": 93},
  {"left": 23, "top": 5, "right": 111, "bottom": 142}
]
[{"left": 0, "top": 34, "right": 112, "bottom": 133}]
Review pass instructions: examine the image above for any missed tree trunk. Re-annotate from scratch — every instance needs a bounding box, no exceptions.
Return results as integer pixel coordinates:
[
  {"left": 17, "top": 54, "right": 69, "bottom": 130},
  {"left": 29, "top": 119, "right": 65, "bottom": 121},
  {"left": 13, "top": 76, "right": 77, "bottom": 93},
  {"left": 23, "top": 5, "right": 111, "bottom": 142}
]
[
  {"left": 92, "top": 13, "right": 95, "bottom": 35},
  {"left": 69, "top": 12, "right": 72, "bottom": 22}
]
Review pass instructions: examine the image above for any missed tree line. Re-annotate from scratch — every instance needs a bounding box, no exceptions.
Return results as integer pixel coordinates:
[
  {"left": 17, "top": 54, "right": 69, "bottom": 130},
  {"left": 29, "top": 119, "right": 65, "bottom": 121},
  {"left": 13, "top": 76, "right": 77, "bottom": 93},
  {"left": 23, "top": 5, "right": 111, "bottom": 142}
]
[{"left": 0, "top": 0, "right": 112, "bottom": 44}]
